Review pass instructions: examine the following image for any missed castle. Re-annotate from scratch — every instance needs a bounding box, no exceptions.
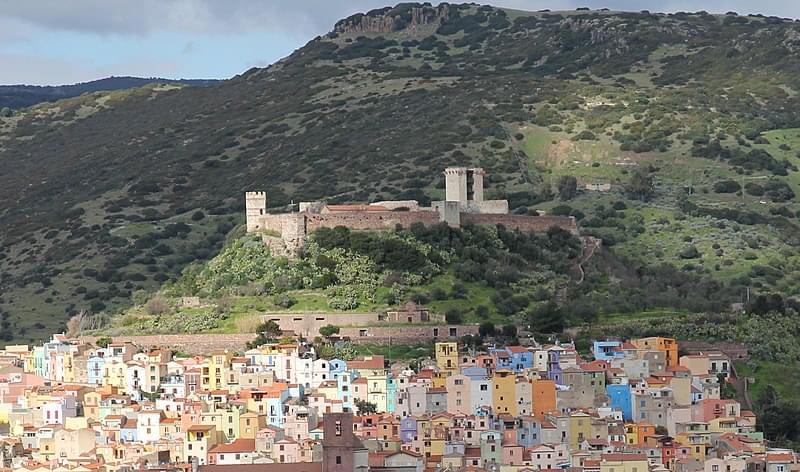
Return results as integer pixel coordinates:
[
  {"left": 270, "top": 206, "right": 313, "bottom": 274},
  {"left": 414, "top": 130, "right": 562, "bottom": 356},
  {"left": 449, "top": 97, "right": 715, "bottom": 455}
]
[{"left": 246, "top": 166, "right": 578, "bottom": 257}]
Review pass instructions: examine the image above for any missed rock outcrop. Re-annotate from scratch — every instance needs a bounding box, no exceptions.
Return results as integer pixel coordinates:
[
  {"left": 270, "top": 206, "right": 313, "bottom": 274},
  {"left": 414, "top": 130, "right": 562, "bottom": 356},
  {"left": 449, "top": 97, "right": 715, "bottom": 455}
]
[{"left": 333, "top": 3, "right": 450, "bottom": 35}]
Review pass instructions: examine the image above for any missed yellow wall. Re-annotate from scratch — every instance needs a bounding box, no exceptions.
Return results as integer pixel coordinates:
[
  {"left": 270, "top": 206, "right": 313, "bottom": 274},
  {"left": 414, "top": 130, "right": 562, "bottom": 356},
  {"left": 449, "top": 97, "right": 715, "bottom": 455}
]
[{"left": 492, "top": 371, "right": 516, "bottom": 415}]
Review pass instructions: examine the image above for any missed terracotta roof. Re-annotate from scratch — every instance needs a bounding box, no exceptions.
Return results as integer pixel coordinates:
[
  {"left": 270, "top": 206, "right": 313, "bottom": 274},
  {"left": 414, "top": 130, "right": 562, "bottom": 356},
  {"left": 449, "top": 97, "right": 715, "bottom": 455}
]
[
  {"left": 187, "top": 424, "right": 215, "bottom": 432},
  {"left": 210, "top": 439, "right": 257, "bottom": 454},
  {"left": 348, "top": 355, "right": 385, "bottom": 370},
  {"left": 767, "top": 454, "right": 795, "bottom": 462}
]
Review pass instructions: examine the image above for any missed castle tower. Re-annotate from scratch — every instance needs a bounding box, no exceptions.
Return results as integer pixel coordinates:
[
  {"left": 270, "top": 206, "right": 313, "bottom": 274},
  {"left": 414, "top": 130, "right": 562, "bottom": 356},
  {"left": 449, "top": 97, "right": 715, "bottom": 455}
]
[
  {"left": 444, "top": 167, "right": 468, "bottom": 203},
  {"left": 469, "top": 168, "right": 485, "bottom": 202},
  {"left": 245, "top": 192, "right": 267, "bottom": 232},
  {"left": 322, "top": 412, "right": 368, "bottom": 472}
]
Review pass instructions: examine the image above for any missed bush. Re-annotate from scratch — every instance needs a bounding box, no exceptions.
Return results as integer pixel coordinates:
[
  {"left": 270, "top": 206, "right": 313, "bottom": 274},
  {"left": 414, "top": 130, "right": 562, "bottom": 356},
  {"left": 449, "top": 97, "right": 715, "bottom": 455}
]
[
  {"left": 273, "top": 293, "right": 297, "bottom": 309},
  {"left": 713, "top": 180, "right": 741, "bottom": 193},
  {"left": 445, "top": 309, "right": 463, "bottom": 324},
  {"left": 144, "top": 296, "right": 171, "bottom": 315},
  {"left": 679, "top": 246, "right": 701, "bottom": 259}
]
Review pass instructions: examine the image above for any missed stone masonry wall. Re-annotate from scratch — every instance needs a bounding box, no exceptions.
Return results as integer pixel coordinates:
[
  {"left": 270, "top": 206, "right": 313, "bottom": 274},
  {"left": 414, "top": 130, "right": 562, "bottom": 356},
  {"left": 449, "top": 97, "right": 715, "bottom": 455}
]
[
  {"left": 305, "top": 211, "right": 442, "bottom": 232},
  {"left": 78, "top": 334, "right": 256, "bottom": 355},
  {"left": 76, "top": 325, "right": 479, "bottom": 353},
  {"left": 461, "top": 213, "right": 579, "bottom": 234},
  {"left": 339, "top": 325, "right": 479, "bottom": 342}
]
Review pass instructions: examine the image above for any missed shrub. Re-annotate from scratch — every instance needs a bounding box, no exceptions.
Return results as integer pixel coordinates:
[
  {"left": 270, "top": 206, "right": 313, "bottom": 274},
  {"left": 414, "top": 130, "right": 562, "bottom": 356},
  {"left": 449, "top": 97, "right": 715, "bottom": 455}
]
[
  {"left": 144, "top": 296, "right": 171, "bottom": 315},
  {"left": 273, "top": 293, "right": 297, "bottom": 309},
  {"left": 713, "top": 180, "right": 741, "bottom": 193}
]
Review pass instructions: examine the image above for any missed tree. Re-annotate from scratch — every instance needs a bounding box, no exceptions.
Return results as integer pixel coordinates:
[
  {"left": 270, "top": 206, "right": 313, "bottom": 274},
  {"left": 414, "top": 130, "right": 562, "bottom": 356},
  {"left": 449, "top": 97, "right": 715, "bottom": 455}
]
[
  {"left": 626, "top": 168, "right": 654, "bottom": 201},
  {"left": 354, "top": 398, "right": 378, "bottom": 415},
  {"left": 528, "top": 301, "right": 565, "bottom": 334},
  {"left": 246, "top": 320, "right": 283, "bottom": 349},
  {"left": 96, "top": 336, "right": 113, "bottom": 348},
  {"left": 144, "top": 296, "right": 170, "bottom": 316},
  {"left": 319, "top": 325, "right": 340, "bottom": 338},
  {"left": 557, "top": 175, "right": 578, "bottom": 200},
  {"left": 445, "top": 309, "right": 463, "bottom": 324},
  {"left": 501, "top": 324, "right": 518, "bottom": 339},
  {"left": 479, "top": 321, "right": 496, "bottom": 338}
]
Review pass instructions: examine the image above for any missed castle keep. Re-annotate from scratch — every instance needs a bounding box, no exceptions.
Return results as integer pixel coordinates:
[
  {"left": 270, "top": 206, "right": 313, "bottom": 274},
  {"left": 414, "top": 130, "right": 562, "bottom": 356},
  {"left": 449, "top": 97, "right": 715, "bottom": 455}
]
[{"left": 246, "top": 166, "right": 578, "bottom": 257}]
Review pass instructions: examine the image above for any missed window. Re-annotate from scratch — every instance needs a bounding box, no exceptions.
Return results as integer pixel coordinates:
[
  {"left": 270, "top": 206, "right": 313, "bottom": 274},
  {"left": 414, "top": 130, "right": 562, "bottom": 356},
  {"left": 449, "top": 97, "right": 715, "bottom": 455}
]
[{"left": 336, "top": 456, "right": 342, "bottom": 464}]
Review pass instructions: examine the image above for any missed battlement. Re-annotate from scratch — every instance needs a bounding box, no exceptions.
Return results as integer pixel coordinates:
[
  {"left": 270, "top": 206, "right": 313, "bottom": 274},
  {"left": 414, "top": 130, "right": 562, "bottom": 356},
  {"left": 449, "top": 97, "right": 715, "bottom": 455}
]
[{"left": 244, "top": 166, "right": 582, "bottom": 258}]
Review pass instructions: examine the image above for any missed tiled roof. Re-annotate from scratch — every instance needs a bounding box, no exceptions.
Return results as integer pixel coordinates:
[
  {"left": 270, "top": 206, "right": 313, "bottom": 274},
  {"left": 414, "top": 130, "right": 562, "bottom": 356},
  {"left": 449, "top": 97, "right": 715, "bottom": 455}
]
[{"left": 210, "top": 439, "right": 256, "bottom": 454}]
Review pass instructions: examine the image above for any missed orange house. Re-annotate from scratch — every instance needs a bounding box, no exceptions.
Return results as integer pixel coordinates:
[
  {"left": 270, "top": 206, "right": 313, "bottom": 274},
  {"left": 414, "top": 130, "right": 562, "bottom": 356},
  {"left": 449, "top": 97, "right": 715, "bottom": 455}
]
[
  {"left": 532, "top": 378, "right": 557, "bottom": 418},
  {"left": 633, "top": 337, "right": 678, "bottom": 367},
  {"left": 636, "top": 423, "right": 656, "bottom": 445}
]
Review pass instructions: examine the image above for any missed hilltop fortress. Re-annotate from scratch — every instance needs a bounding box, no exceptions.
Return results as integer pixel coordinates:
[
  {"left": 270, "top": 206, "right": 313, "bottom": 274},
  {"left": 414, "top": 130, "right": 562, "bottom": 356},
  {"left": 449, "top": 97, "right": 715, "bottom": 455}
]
[{"left": 246, "top": 167, "right": 578, "bottom": 257}]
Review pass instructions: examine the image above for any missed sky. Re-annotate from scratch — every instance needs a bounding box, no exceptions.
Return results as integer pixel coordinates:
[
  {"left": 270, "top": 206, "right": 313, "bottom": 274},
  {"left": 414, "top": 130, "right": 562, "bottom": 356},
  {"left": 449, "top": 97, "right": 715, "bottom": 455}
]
[{"left": 1, "top": 0, "right": 799, "bottom": 85}]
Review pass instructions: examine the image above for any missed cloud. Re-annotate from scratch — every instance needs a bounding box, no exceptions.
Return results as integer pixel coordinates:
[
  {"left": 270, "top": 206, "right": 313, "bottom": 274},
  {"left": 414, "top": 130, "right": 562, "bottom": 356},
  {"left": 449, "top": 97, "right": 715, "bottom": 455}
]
[
  {"left": 2, "top": 0, "right": 798, "bottom": 40},
  {"left": 1, "top": 0, "right": 799, "bottom": 85}
]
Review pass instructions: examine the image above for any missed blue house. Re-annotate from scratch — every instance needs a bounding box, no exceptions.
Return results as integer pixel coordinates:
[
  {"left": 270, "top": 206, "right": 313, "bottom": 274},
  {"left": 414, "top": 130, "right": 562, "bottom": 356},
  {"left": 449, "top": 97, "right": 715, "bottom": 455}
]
[
  {"left": 120, "top": 420, "right": 138, "bottom": 443},
  {"left": 87, "top": 355, "right": 105, "bottom": 385},
  {"left": 518, "top": 416, "right": 542, "bottom": 447},
  {"left": 400, "top": 416, "right": 417, "bottom": 443},
  {"left": 593, "top": 340, "right": 624, "bottom": 362},
  {"left": 490, "top": 347, "right": 533, "bottom": 372},
  {"left": 386, "top": 376, "right": 397, "bottom": 414},
  {"left": 607, "top": 384, "right": 633, "bottom": 420}
]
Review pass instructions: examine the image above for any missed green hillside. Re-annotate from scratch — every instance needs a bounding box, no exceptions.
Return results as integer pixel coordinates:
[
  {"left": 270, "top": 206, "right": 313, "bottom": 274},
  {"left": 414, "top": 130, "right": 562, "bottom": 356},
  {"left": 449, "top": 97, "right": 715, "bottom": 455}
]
[
  {"left": 95, "top": 223, "right": 581, "bottom": 337},
  {"left": 3, "top": 4, "right": 800, "bottom": 343}
]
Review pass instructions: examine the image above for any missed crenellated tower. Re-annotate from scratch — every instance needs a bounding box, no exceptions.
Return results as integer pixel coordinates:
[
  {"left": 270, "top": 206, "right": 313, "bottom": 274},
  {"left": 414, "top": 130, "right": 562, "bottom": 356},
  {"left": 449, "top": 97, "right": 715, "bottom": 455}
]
[{"left": 245, "top": 191, "right": 267, "bottom": 232}]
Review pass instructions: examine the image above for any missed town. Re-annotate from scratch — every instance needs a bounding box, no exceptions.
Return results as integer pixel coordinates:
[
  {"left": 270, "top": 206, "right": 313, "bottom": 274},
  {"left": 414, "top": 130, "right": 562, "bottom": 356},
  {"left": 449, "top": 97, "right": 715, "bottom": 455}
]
[{"left": 0, "top": 332, "right": 791, "bottom": 472}]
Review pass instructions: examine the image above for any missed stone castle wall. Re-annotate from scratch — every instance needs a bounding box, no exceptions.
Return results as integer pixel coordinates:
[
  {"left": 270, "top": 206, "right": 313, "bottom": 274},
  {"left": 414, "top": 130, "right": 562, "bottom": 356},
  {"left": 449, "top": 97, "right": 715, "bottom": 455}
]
[
  {"left": 262, "top": 312, "right": 382, "bottom": 335},
  {"left": 339, "top": 325, "right": 479, "bottom": 343},
  {"left": 461, "top": 214, "right": 579, "bottom": 235},
  {"left": 305, "top": 211, "right": 441, "bottom": 232}
]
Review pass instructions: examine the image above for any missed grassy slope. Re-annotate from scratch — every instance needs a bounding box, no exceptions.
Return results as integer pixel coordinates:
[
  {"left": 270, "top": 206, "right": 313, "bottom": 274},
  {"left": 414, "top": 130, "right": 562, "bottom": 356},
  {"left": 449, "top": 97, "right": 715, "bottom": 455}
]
[{"left": 3, "top": 5, "right": 800, "bottom": 343}]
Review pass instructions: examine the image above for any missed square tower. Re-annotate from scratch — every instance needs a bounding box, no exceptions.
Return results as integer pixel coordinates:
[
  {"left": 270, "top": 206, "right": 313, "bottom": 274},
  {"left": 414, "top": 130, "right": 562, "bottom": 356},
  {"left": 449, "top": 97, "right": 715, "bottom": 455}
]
[
  {"left": 322, "top": 412, "right": 367, "bottom": 472},
  {"left": 444, "top": 167, "right": 468, "bottom": 202},
  {"left": 245, "top": 192, "right": 267, "bottom": 232},
  {"left": 444, "top": 167, "right": 485, "bottom": 203}
]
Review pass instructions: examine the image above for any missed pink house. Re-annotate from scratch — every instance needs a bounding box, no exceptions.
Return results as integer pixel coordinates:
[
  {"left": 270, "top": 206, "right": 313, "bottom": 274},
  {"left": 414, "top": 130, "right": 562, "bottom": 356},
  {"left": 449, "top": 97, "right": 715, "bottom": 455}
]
[
  {"left": 274, "top": 437, "right": 301, "bottom": 463},
  {"left": 693, "top": 399, "right": 740, "bottom": 422},
  {"left": 503, "top": 443, "right": 525, "bottom": 465},
  {"left": 527, "top": 444, "right": 560, "bottom": 470}
]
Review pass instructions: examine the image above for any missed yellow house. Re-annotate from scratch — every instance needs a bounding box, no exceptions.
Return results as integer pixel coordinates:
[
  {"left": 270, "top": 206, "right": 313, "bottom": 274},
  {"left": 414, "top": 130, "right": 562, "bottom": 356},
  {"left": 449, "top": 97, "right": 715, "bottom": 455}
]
[
  {"left": 202, "top": 351, "right": 233, "bottom": 391},
  {"left": 709, "top": 417, "right": 738, "bottom": 434},
  {"left": 349, "top": 356, "right": 388, "bottom": 412},
  {"left": 103, "top": 360, "right": 127, "bottom": 392},
  {"left": 569, "top": 412, "right": 592, "bottom": 450},
  {"left": 435, "top": 342, "right": 459, "bottom": 377},
  {"left": 675, "top": 423, "right": 710, "bottom": 462},
  {"left": 239, "top": 412, "right": 265, "bottom": 439},
  {"left": 429, "top": 413, "right": 453, "bottom": 457},
  {"left": 600, "top": 453, "right": 649, "bottom": 472},
  {"left": 624, "top": 423, "right": 638, "bottom": 445},
  {"left": 431, "top": 371, "right": 448, "bottom": 389},
  {"left": 492, "top": 370, "right": 516, "bottom": 415}
]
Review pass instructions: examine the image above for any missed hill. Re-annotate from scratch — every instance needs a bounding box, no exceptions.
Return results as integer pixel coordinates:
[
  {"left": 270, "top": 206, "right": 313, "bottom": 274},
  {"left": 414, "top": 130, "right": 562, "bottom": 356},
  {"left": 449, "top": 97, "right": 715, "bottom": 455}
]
[
  {"left": 0, "top": 76, "right": 220, "bottom": 110},
  {"left": 3, "top": 3, "right": 800, "bottom": 344}
]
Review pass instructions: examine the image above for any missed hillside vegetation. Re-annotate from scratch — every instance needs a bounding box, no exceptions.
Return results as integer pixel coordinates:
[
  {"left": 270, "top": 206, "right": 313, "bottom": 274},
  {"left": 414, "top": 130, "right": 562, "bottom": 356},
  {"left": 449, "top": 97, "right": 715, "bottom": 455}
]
[
  {"left": 0, "top": 76, "right": 218, "bottom": 110},
  {"left": 97, "top": 223, "right": 580, "bottom": 336},
  {"left": 4, "top": 4, "right": 800, "bottom": 342}
]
